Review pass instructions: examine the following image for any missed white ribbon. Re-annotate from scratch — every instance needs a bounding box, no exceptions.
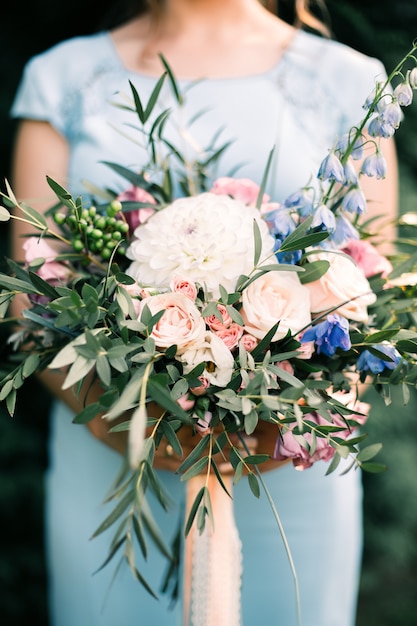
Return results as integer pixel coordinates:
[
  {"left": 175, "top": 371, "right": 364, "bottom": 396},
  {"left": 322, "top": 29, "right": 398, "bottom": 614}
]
[{"left": 184, "top": 474, "right": 243, "bottom": 626}]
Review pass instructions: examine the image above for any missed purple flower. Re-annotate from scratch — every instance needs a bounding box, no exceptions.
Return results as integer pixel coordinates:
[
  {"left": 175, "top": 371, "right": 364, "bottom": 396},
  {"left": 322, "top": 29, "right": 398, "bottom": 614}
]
[
  {"left": 379, "top": 101, "right": 403, "bottom": 129},
  {"left": 311, "top": 204, "right": 336, "bottom": 232},
  {"left": 343, "top": 158, "right": 359, "bottom": 185},
  {"left": 361, "top": 150, "right": 387, "bottom": 179},
  {"left": 336, "top": 133, "right": 364, "bottom": 161},
  {"left": 368, "top": 116, "right": 396, "bottom": 139},
  {"left": 301, "top": 314, "right": 351, "bottom": 357},
  {"left": 284, "top": 188, "right": 315, "bottom": 217},
  {"left": 394, "top": 82, "right": 413, "bottom": 107},
  {"left": 265, "top": 208, "right": 302, "bottom": 264},
  {"left": 318, "top": 151, "right": 345, "bottom": 184},
  {"left": 409, "top": 67, "right": 417, "bottom": 90},
  {"left": 341, "top": 187, "right": 367, "bottom": 215},
  {"left": 356, "top": 343, "right": 402, "bottom": 374},
  {"left": 329, "top": 215, "right": 360, "bottom": 248}
]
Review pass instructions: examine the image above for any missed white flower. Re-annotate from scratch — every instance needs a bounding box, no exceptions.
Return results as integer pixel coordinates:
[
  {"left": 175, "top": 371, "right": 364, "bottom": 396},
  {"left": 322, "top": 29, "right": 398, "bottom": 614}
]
[
  {"left": 240, "top": 271, "right": 311, "bottom": 341},
  {"left": 177, "top": 331, "right": 235, "bottom": 387},
  {"left": 137, "top": 291, "right": 206, "bottom": 354},
  {"left": 126, "top": 192, "right": 276, "bottom": 298},
  {"left": 305, "top": 251, "right": 376, "bottom": 322}
]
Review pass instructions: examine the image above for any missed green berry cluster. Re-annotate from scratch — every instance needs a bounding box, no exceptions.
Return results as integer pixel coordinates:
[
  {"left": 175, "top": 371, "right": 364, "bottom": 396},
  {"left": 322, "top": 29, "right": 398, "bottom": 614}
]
[{"left": 53, "top": 200, "right": 130, "bottom": 261}]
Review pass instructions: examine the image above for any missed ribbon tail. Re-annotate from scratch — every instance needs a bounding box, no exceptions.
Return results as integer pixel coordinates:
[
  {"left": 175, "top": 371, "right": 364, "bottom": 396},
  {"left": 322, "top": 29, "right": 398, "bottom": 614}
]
[{"left": 184, "top": 474, "right": 243, "bottom": 626}]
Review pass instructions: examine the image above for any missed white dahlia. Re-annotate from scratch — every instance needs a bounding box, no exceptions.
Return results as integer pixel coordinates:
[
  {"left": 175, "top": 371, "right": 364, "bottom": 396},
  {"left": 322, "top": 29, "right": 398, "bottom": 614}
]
[{"left": 126, "top": 192, "right": 276, "bottom": 298}]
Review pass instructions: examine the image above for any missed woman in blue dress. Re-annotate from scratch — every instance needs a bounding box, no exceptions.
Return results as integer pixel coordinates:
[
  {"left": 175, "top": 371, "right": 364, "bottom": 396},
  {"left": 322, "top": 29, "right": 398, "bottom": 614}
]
[{"left": 10, "top": 1, "right": 398, "bottom": 624}]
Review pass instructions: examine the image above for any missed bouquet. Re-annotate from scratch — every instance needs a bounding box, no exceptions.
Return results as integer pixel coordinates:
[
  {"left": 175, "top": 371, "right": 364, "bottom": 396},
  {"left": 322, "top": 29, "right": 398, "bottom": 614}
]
[{"left": 1, "top": 45, "right": 417, "bottom": 625}]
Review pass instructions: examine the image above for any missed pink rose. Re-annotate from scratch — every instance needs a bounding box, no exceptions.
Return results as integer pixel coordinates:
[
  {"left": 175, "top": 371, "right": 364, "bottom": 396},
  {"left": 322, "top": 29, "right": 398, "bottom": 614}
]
[
  {"left": 137, "top": 292, "right": 206, "bottom": 354},
  {"left": 342, "top": 239, "right": 393, "bottom": 278},
  {"left": 240, "top": 271, "right": 311, "bottom": 341},
  {"left": 190, "top": 376, "right": 210, "bottom": 396},
  {"left": 169, "top": 276, "right": 198, "bottom": 301},
  {"left": 117, "top": 185, "right": 156, "bottom": 231},
  {"left": 305, "top": 251, "right": 376, "bottom": 322},
  {"left": 177, "top": 394, "right": 195, "bottom": 411},
  {"left": 205, "top": 304, "right": 233, "bottom": 331},
  {"left": 210, "top": 176, "right": 278, "bottom": 213},
  {"left": 240, "top": 333, "right": 259, "bottom": 352},
  {"left": 214, "top": 323, "right": 244, "bottom": 350},
  {"left": 23, "top": 237, "right": 71, "bottom": 284}
]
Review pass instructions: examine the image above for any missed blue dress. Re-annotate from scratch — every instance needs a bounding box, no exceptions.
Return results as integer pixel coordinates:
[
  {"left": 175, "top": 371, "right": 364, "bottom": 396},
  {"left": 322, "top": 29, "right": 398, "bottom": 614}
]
[{"left": 12, "top": 29, "right": 387, "bottom": 626}]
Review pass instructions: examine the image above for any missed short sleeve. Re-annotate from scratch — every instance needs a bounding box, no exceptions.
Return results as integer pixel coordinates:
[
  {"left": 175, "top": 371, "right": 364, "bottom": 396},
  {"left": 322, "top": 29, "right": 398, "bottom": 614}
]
[
  {"left": 10, "top": 33, "right": 118, "bottom": 141},
  {"left": 317, "top": 39, "right": 389, "bottom": 134},
  {"left": 10, "top": 54, "right": 69, "bottom": 136}
]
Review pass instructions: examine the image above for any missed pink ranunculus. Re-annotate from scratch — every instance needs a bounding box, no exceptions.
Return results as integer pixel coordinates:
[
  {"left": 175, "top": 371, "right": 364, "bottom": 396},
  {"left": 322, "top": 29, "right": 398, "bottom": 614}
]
[
  {"left": 169, "top": 276, "right": 198, "bottom": 301},
  {"left": 194, "top": 411, "right": 213, "bottom": 436},
  {"left": 177, "top": 394, "right": 195, "bottom": 411},
  {"left": 205, "top": 304, "right": 233, "bottom": 331},
  {"left": 275, "top": 360, "right": 294, "bottom": 375},
  {"left": 190, "top": 376, "right": 210, "bottom": 396},
  {"left": 23, "top": 237, "right": 71, "bottom": 284},
  {"left": 295, "top": 333, "right": 315, "bottom": 359},
  {"left": 342, "top": 239, "right": 393, "bottom": 278},
  {"left": 137, "top": 292, "right": 206, "bottom": 355},
  {"left": 117, "top": 185, "right": 156, "bottom": 231},
  {"left": 240, "top": 333, "right": 259, "bottom": 352},
  {"left": 214, "top": 323, "right": 244, "bottom": 350}
]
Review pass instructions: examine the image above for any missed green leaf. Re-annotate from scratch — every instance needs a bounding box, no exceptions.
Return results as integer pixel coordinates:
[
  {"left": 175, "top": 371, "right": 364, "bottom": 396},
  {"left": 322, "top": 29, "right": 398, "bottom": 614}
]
[
  {"left": 184, "top": 486, "right": 205, "bottom": 535},
  {"left": 180, "top": 456, "right": 209, "bottom": 481},
  {"left": 128, "top": 80, "right": 145, "bottom": 123},
  {"left": 360, "top": 462, "right": 387, "bottom": 473},
  {"left": 147, "top": 378, "right": 189, "bottom": 422},
  {"left": 91, "top": 488, "right": 135, "bottom": 538},
  {"left": 364, "top": 329, "right": 401, "bottom": 344},
  {"left": 298, "top": 260, "right": 330, "bottom": 284},
  {"left": 160, "top": 421, "right": 183, "bottom": 457},
  {"left": 22, "top": 353, "right": 41, "bottom": 379},
  {"left": 6, "top": 389, "right": 17, "bottom": 416},
  {"left": 253, "top": 219, "right": 263, "bottom": 266},
  {"left": 256, "top": 147, "right": 274, "bottom": 209},
  {"left": 176, "top": 435, "right": 210, "bottom": 474},
  {"left": 0, "top": 205, "right": 10, "bottom": 221},
  {"left": 144, "top": 72, "right": 168, "bottom": 120},
  {"left": 28, "top": 271, "right": 59, "bottom": 299},
  {"left": 96, "top": 353, "right": 112, "bottom": 387},
  {"left": 0, "top": 274, "right": 39, "bottom": 294},
  {"left": 248, "top": 472, "right": 261, "bottom": 498},
  {"left": 244, "top": 454, "right": 270, "bottom": 465},
  {"left": 72, "top": 403, "right": 101, "bottom": 424},
  {"left": 159, "top": 54, "right": 183, "bottom": 105},
  {"left": 357, "top": 443, "right": 383, "bottom": 462}
]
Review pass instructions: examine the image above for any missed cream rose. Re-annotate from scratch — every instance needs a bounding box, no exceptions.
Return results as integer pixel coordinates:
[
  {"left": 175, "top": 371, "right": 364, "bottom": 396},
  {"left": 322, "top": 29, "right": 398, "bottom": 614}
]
[
  {"left": 177, "top": 331, "right": 235, "bottom": 387},
  {"left": 137, "top": 292, "right": 206, "bottom": 354},
  {"left": 305, "top": 251, "right": 377, "bottom": 322},
  {"left": 240, "top": 271, "right": 311, "bottom": 341}
]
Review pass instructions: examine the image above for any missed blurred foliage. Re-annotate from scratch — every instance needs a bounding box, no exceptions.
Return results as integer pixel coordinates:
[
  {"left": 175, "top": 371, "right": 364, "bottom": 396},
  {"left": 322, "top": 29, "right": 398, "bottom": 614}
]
[{"left": 0, "top": 1, "right": 416, "bottom": 625}]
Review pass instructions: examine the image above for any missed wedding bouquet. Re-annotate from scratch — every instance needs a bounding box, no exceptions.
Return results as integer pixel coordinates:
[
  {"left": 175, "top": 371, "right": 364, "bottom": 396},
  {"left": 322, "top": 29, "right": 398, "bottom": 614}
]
[{"left": 1, "top": 45, "right": 417, "bottom": 622}]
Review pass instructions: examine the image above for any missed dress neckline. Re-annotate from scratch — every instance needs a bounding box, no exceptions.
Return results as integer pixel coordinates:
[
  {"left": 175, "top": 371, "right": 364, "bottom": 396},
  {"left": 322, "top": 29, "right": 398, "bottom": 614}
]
[{"left": 103, "top": 28, "right": 306, "bottom": 84}]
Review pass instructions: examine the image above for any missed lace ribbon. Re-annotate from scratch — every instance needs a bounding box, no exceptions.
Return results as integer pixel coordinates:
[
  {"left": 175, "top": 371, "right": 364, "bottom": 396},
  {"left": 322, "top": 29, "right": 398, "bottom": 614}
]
[{"left": 184, "top": 474, "right": 243, "bottom": 626}]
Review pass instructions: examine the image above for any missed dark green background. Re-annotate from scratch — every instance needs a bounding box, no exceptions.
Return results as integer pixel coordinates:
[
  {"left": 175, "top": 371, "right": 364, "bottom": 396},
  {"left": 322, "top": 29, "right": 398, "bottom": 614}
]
[{"left": 0, "top": 2, "right": 416, "bottom": 624}]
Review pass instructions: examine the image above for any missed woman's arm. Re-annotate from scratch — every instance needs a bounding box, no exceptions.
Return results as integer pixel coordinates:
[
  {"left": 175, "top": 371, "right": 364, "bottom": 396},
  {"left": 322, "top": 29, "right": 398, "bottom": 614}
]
[{"left": 359, "top": 135, "right": 399, "bottom": 253}]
